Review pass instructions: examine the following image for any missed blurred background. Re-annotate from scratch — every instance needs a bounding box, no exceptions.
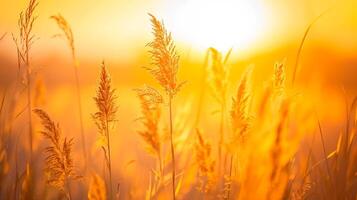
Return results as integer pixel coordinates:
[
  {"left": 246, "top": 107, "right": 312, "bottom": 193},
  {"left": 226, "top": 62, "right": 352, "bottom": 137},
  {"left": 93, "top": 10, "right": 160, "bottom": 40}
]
[{"left": 0, "top": 0, "right": 356, "bottom": 198}]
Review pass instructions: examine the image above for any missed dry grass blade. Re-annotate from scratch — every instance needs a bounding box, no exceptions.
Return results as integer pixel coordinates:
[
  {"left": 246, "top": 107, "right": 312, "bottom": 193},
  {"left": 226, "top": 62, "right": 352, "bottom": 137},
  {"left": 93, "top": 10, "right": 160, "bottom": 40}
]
[
  {"left": 93, "top": 61, "right": 117, "bottom": 199},
  {"left": 33, "top": 108, "right": 78, "bottom": 199},
  {"left": 291, "top": 8, "right": 331, "bottom": 86},
  {"left": 88, "top": 174, "right": 107, "bottom": 200}
]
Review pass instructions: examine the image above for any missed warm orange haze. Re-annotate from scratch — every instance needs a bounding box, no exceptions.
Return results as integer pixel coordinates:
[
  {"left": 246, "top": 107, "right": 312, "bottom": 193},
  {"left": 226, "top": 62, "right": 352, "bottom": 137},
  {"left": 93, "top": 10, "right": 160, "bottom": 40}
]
[{"left": 0, "top": 0, "right": 357, "bottom": 199}]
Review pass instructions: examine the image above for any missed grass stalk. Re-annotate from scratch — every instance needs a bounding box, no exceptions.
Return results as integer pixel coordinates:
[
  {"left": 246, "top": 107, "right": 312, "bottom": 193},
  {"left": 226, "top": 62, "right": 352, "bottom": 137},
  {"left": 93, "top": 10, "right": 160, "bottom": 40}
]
[
  {"left": 169, "top": 95, "right": 176, "bottom": 200},
  {"left": 51, "top": 14, "right": 88, "bottom": 168},
  {"left": 106, "top": 119, "right": 113, "bottom": 199}
]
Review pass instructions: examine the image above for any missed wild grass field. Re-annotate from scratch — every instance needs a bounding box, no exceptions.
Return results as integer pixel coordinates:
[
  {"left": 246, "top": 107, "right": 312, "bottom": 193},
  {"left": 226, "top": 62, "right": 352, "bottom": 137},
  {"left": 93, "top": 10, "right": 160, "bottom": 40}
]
[{"left": 0, "top": 0, "right": 357, "bottom": 199}]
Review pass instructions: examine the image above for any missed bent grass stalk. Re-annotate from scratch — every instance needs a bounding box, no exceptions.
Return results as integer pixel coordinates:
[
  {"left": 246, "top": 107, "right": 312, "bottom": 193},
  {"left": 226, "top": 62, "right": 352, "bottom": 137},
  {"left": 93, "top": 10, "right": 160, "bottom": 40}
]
[
  {"left": 291, "top": 9, "right": 330, "bottom": 87},
  {"left": 51, "top": 14, "right": 87, "bottom": 168}
]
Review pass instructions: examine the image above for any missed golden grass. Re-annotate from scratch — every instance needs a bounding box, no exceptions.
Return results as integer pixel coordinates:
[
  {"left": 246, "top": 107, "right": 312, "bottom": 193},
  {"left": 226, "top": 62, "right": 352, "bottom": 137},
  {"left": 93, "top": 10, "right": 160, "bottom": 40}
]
[
  {"left": 135, "top": 85, "right": 163, "bottom": 174},
  {"left": 195, "top": 129, "right": 215, "bottom": 194},
  {"left": 93, "top": 61, "right": 117, "bottom": 199},
  {"left": 207, "top": 47, "right": 232, "bottom": 174},
  {"left": 12, "top": 0, "right": 38, "bottom": 167},
  {"left": 88, "top": 174, "right": 107, "bottom": 200},
  {"left": 51, "top": 14, "right": 87, "bottom": 167},
  {"left": 33, "top": 108, "right": 79, "bottom": 200},
  {"left": 146, "top": 14, "right": 184, "bottom": 97},
  {"left": 230, "top": 65, "right": 253, "bottom": 144},
  {"left": 0, "top": 1, "right": 356, "bottom": 199},
  {"left": 146, "top": 14, "right": 184, "bottom": 200}
]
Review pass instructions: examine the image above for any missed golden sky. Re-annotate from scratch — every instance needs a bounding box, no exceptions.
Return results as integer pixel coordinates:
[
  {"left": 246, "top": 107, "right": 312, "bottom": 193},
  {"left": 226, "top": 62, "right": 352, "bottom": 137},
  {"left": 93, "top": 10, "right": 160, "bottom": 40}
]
[{"left": 1, "top": 0, "right": 357, "bottom": 62}]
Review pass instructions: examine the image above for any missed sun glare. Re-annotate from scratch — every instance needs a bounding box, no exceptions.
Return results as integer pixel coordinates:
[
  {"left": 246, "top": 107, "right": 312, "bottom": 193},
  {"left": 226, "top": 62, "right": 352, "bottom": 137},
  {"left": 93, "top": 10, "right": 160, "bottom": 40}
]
[{"left": 169, "top": 0, "right": 267, "bottom": 50}]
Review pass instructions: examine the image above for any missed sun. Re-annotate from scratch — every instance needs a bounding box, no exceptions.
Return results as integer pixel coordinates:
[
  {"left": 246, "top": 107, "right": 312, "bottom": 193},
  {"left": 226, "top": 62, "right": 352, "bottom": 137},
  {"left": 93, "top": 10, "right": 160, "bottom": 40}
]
[{"left": 168, "top": 0, "right": 267, "bottom": 51}]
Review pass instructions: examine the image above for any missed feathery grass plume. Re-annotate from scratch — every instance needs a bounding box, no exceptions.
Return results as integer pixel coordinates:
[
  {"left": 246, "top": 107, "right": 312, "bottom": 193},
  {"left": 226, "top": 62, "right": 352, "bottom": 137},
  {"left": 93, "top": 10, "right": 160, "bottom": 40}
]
[
  {"left": 88, "top": 174, "right": 107, "bottom": 200},
  {"left": 207, "top": 47, "right": 231, "bottom": 104},
  {"left": 51, "top": 14, "right": 87, "bottom": 168},
  {"left": 50, "top": 15, "right": 75, "bottom": 57},
  {"left": 195, "top": 129, "right": 215, "bottom": 194},
  {"left": 13, "top": 0, "right": 39, "bottom": 166},
  {"left": 134, "top": 85, "right": 163, "bottom": 174},
  {"left": 147, "top": 14, "right": 184, "bottom": 200},
  {"left": 93, "top": 61, "right": 117, "bottom": 199},
  {"left": 207, "top": 47, "right": 232, "bottom": 173},
  {"left": 146, "top": 14, "right": 184, "bottom": 97},
  {"left": 33, "top": 109, "right": 79, "bottom": 200},
  {"left": 225, "top": 66, "right": 253, "bottom": 199},
  {"left": 230, "top": 66, "right": 253, "bottom": 143}
]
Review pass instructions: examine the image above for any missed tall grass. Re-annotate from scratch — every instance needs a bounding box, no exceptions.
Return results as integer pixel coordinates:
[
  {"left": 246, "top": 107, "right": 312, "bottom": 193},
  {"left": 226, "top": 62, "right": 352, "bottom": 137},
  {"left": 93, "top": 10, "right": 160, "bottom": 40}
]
[
  {"left": 51, "top": 14, "right": 87, "bottom": 168},
  {"left": 146, "top": 14, "right": 184, "bottom": 200},
  {"left": 195, "top": 129, "right": 215, "bottom": 194},
  {"left": 12, "top": 0, "right": 38, "bottom": 167},
  {"left": 135, "top": 85, "right": 163, "bottom": 175},
  {"left": 34, "top": 108, "right": 79, "bottom": 200},
  {"left": 93, "top": 62, "right": 117, "bottom": 199},
  {"left": 227, "top": 65, "right": 253, "bottom": 199},
  {"left": 0, "top": 3, "right": 356, "bottom": 200},
  {"left": 207, "top": 47, "right": 231, "bottom": 173}
]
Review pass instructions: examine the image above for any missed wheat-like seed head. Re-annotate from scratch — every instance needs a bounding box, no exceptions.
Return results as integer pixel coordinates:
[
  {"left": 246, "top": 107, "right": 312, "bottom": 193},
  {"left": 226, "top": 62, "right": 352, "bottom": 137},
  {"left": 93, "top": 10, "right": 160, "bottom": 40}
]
[
  {"left": 208, "top": 47, "right": 231, "bottom": 104},
  {"left": 195, "top": 129, "right": 215, "bottom": 193},
  {"left": 50, "top": 14, "right": 76, "bottom": 59},
  {"left": 88, "top": 174, "right": 107, "bottom": 200},
  {"left": 135, "top": 85, "right": 162, "bottom": 157},
  {"left": 230, "top": 66, "right": 253, "bottom": 140},
  {"left": 33, "top": 108, "right": 78, "bottom": 190},
  {"left": 93, "top": 61, "right": 117, "bottom": 142},
  {"left": 147, "top": 14, "right": 184, "bottom": 97}
]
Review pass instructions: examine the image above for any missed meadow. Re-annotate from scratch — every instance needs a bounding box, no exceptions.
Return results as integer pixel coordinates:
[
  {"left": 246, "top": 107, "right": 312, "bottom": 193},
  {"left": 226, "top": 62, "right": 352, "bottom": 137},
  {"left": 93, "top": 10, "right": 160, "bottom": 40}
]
[{"left": 0, "top": 0, "right": 357, "bottom": 199}]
